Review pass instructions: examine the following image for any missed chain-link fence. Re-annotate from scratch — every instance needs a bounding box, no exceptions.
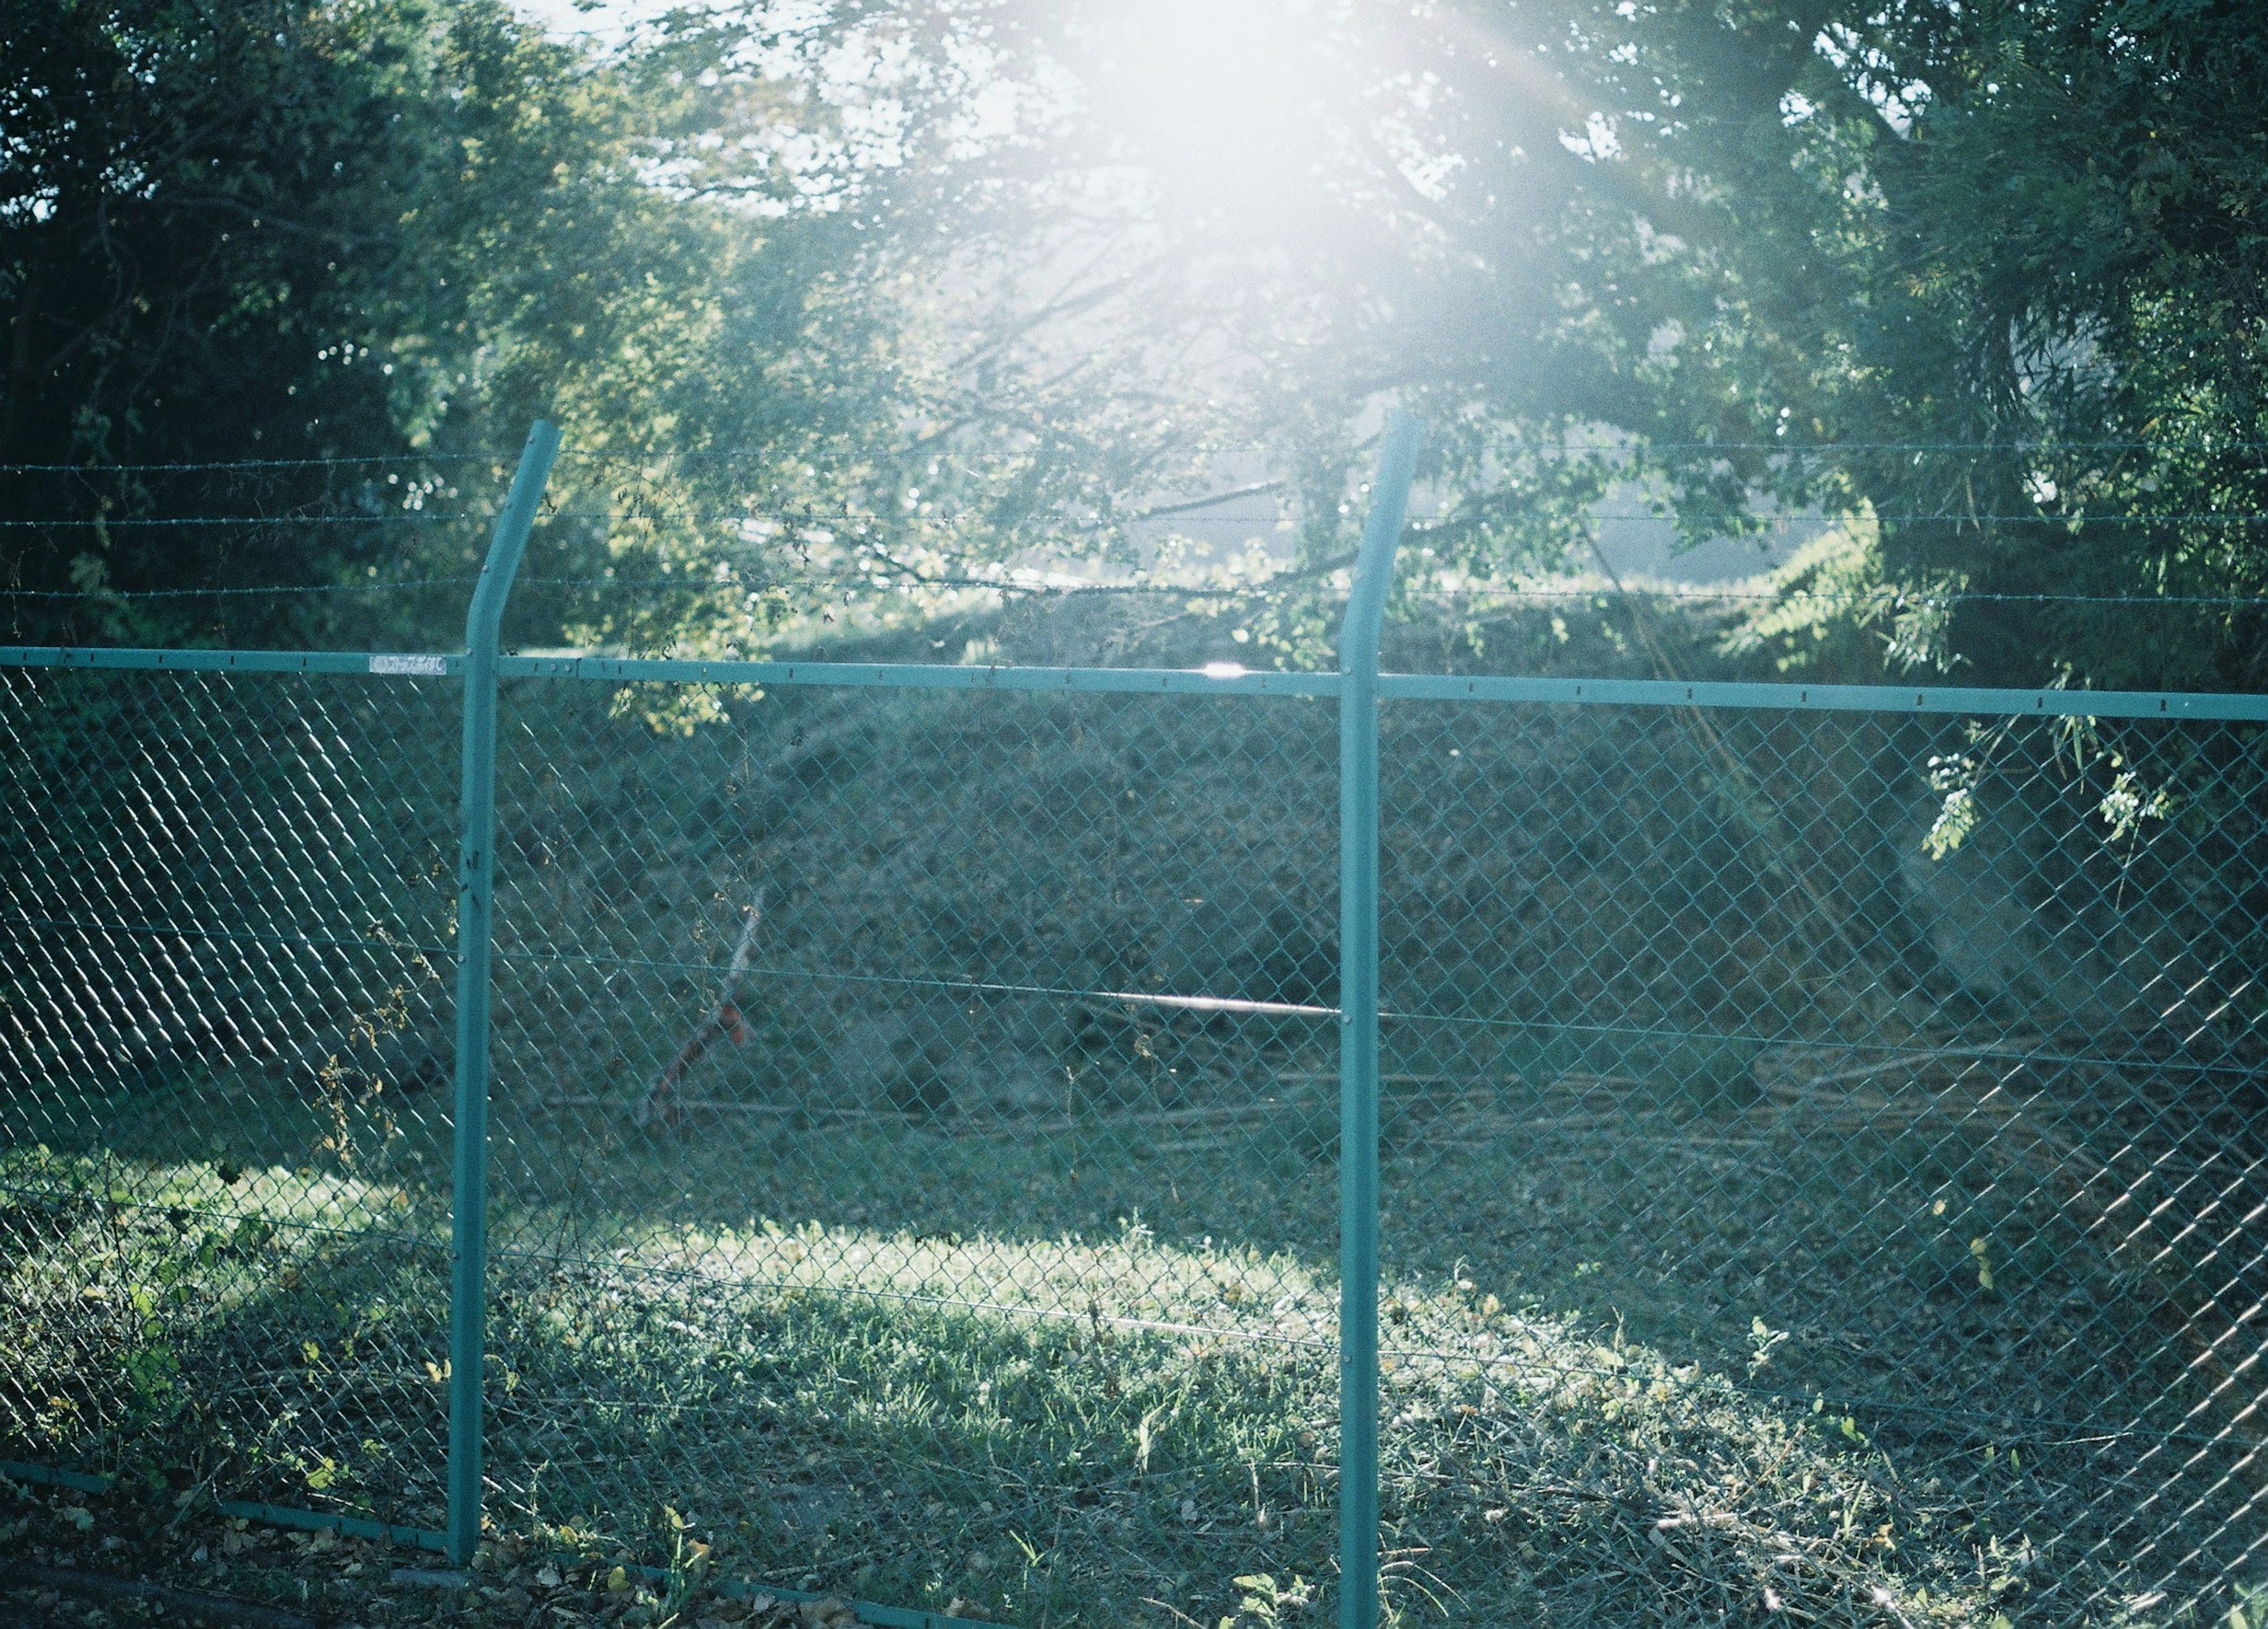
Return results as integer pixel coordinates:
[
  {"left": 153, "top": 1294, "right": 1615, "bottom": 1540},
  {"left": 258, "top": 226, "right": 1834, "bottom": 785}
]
[
  {"left": 1372, "top": 686, "right": 2268, "bottom": 1624},
  {"left": 5, "top": 456, "right": 2267, "bottom": 1625},
  {"left": 477, "top": 666, "right": 1347, "bottom": 1624},
  {"left": 1, "top": 656, "right": 462, "bottom": 1546}
]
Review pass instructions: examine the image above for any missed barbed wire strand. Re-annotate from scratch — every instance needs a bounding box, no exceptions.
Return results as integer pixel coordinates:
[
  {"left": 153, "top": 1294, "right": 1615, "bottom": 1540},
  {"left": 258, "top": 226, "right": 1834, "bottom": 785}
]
[
  {"left": 8, "top": 508, "right": 2268, "bottom": 530},
  {"left": 9, "top": 434, "right": 2268, "bottom": 475},
  {"left": 5, "top": 577, "right": 2262, "bottom": 609}
]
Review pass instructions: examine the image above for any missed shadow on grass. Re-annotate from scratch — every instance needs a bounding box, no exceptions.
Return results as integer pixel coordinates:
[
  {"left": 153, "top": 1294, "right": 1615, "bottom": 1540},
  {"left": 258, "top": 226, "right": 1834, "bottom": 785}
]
[{"left": 6, "top": 1055, "right": 2264, "bottom": 1625}]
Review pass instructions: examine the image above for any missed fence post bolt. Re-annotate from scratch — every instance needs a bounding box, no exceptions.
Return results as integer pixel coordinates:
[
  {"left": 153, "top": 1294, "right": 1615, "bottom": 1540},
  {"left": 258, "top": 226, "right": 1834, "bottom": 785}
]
[
  {"left": 1337, "top": 410, "right": 1421, "bottom": 1629},
  {"left": 448, "top": 419, "right": 561, "bottom": 1568}
]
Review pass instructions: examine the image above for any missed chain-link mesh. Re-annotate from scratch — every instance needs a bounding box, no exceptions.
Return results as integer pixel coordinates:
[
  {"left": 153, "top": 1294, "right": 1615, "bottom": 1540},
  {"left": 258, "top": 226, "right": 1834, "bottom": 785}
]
[
  {"left": 477, "top": 676, "right": 1345, "bottom": 1621},
  {"left": 1376, "top": 698, "right": 2268, "bottom": 1624},
  {"left": 0, "top": 664, "right": 461, "bottom": 1532},
  {"left": 6, "top": 652, "right": 2267, "bottom": 1626}
]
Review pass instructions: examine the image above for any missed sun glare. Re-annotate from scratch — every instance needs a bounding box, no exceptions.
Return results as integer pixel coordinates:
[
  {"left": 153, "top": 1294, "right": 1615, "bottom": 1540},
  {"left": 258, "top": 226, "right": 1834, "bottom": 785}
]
[{"left": 1080, "top": 0, "right": 1322, "bottom": 214}]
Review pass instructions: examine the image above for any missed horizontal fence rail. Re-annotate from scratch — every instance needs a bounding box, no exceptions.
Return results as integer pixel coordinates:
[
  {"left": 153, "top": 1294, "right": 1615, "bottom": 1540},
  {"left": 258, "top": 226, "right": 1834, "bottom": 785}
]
[
  {"left": 4, "top": 446, "right": 2266, "bottom": 1627},
  {"left": 10, "top": 646, "right": 2268, "bottom": 722}
]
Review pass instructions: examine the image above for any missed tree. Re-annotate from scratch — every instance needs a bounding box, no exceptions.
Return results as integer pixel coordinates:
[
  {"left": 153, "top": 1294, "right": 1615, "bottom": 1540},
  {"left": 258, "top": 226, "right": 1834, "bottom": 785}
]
[
  {"left": 812, "top": 0, "right": 2266, "bottom": 689},
  {"left": 1, "top": 0, "right": 445, "bottom": 641},
  {"left": 0, "top": 0, "right": 1055, "bottom": 656},
  {"left": 1361, "top": 0, "right": 2268, "bottom": 693},
  {"left": 12, "top": 0, "right": 2260, "bottom": 686}
]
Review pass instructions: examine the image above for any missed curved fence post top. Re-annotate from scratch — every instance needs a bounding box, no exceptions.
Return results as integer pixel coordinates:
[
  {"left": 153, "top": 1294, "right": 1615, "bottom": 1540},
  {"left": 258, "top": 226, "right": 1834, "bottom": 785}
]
[
  {"left": 464, "top": 419, "right": 562, "bottom": 655},
  {"left": 1338, "top": 410, "right": 1423, "bottom": 677}
]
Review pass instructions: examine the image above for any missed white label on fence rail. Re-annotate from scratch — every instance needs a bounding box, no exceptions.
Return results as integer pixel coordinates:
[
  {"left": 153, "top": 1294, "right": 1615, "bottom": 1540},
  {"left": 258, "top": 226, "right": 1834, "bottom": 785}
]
[{"left": 369, "top": 654, "right": 449, "bottom": 676}]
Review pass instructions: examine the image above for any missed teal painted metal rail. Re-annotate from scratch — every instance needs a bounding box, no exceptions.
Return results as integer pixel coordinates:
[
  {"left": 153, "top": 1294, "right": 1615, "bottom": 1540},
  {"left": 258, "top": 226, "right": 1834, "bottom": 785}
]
[
  {"left": 1334, "top": 413, "right": 1422, "bottom": 1629},
  {"left": 446, "top": 420, "right": 561, "bottom": 1566},
  {"left": 10, "top": 644, "right": 2266, "bottom": 723}
]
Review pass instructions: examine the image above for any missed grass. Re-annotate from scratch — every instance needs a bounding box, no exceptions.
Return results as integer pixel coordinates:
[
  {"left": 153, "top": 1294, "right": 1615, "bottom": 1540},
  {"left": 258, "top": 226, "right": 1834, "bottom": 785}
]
[{"left": 5, "top": 1054, "right": 2260, "bottom": 1628}]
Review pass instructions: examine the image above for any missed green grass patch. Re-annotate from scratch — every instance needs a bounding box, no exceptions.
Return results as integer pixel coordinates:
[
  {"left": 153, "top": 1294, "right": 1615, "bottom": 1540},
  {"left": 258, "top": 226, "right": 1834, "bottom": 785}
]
[{"left": 5, "top": 1071, "right": 2253, "bottom": 1626}]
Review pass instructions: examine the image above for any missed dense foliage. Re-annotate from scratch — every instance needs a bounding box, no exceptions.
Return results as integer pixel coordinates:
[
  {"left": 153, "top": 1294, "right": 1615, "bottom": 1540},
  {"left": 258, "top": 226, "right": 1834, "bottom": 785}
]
[
  {"left": 1383, "top": 0, "right": 2268, "bottom": 691},
  {"left": 5, "top": 0, "right": 2263, "bottom": 686},
  {"left": 0, "top": 0, "right": 1141, "bottom": 653},
  {"left": 853, "top": 0, "right": 2268, "bottom": 688}
]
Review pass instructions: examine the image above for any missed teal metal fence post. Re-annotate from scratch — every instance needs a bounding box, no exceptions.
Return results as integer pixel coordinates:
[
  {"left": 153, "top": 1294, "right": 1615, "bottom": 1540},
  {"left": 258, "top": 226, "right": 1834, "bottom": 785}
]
[
  {"left": 1337, "top": 412, "right": 1421, "bottom": 1629},
  {"left": 448, "top": 421, "right": 562, "bottom": 1568}
]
